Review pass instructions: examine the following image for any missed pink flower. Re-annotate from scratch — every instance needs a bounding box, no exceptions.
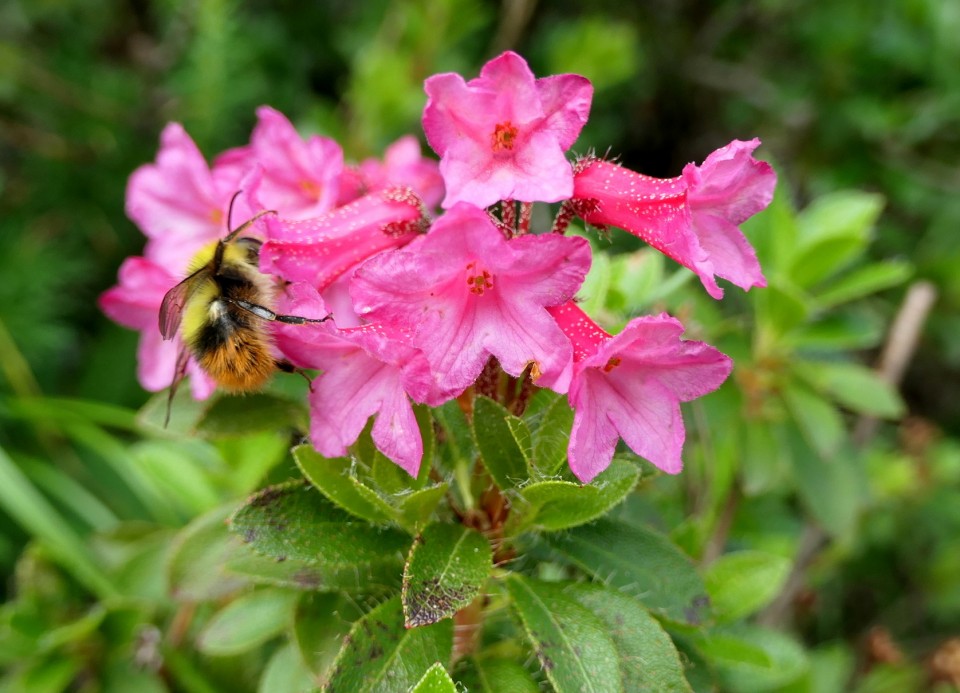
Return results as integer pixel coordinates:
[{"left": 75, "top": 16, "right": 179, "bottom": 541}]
[
  {"left": 242, "top": 106, "right": 345, "bottom": 219},
  {"left": 259, "top": 187, "right": 428, "bottom": 291},
  {"left": 272, "top": 286, "right": 453, "bottom": 477},
  {"left": 572, "top": 139, "right": 775, "bottom": 299},
  {"left": 339, "top": 135, "right": 445, "bottom": 209},
  {"left": 548, "top": 302, "right": 732, "bottom": 483},
  {"left": 126, "top": 123, "right": 237, "bottom": 269},
  {"left": 98, "top": 257, "right": 215, "bottom": 398},
  {"left": 350, "top": 203, "right": 591, "bottom": 394},
  {"left": 423, "top": 51, "right": 593, "bottom": 209}
]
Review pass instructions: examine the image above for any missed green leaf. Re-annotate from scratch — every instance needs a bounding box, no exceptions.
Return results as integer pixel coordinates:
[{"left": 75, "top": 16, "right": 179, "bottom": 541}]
[
  {"left": 454, "top": 657, "right": 539, "bottom": 692},
  {"left": 741, "top": 423, "right": 790, "bottom": 496},
  {"left": 704, "top": 551, "right": 791, "bottom": 623},
  {"left": 196, "top": 392, "right": 308, "bottom": 437},
  {"left": 292, "top": 593, "right": 364, "bottom": 679},
  {"left": 543, "top": 519, "right": 710, "bottom": 626},
  {"left": 790, "top": 190, "right": 884, "bottom": 286},
  {"left": 322, "top": 595, "right": 453, "bottom": 693},
  {"left": 513, "top": 457, "right": 639, "bottom": 532},
  {"left": 504, "top": 575, "right": 622, "bottom": 693},
  {"left": 197, "top": 588, "right": 298, "bottom": 656},
  {"left": 168, "top": 504, "right": 249, "bottom": 602},
  {"left": 225, "top": 546, "right": 401, "bottom": 594},
  {"left": 569, "top": 583, "right": 692, "bottom": 692},
  {"left": 781, "top": 384, "right": 844, "bottom": 460},
  {"left": 258, "top": 642, "right": 314, "bottom": 693},
  {"left": 0, "top": 444, "right": 116, "bottom": 599},
  {"left": 136, "top": 387, "right": 207, "bottom": 436},
  {"left": 396, "top": 483, "right": 449, "bottom": 531},
  {"left": 530, "top": 393, "right": 574, "bottom": 477},
  {"left": 753, "top": 280, "right": 810, "bottom": 337},
  {"left": 218, "top": 432, "right": 291, "bottom": 495},
  {"left": 293, "top": 445, "right": 396, "bottom": 524},
  {"left": 228, "top": 480, "right": 410, "bottom": 566},
  {"left": 410, "top": 663, "right": 457, "bottom": 692},
  {"left": 793, "top": 360, "right": 905, "bottom": 419},
  {"left": 414, "top": 404, "right": 436, "bottom": 488},
  {"left": 129, "top": 440, "right": 221, "bottom": 515},
  {"left": 786, "top": 427, "right": 864, "bottom": 538},
  {"left": 433, "top": 400, "right": 476, "bottom": 476},
  {"left": 371, "top": 448, "right": 417, "bottom": 494},
  {"left": 577, "top": 247, "right": 613, "bottom": 315},
  {"left": 402, "top": 523, "right": 492, "bottom": 627},
  {"left": 813, "top": 260, "right": 911, "bottom": 309},
  {"left": 698, "top": 625, "right": 808, "bottom": 692},
  {"left": 789, "top": 312, "right": 884, "bottom": 351},
  {"left": 472, "top": 395, "right": 530, "bottom": 489}
]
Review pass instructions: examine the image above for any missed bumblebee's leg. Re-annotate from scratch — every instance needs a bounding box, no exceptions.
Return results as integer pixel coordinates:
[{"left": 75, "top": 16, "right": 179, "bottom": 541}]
[
  {"left": 227, "top": 298, "right": 330, "bottom": 324},
  {"left": 275, "top": 360, "right": 316, "bottom": 390}
]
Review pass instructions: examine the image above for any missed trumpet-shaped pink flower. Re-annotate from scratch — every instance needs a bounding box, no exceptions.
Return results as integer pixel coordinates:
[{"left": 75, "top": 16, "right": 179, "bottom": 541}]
[
  {"left": 548, "top": 302, "right": 732, "bottom": 483},
  {"left": 126, "top": 123, "right": 237, "bottom": 269},
  {"left": 239, "top": 106, "right": 345, "bottom": 219},
  {"left": 351, "top": 203, "right": 591, "bottom": 394},
  {"left": 423, "top": 51, "right": 592, "bottom": 209},
  {"left": 273, "top": 285, "right": 453, "bottom": 477},
  {"left": 98, "top": 257, "right": 215, "bottom": 398},
  {"left": 259, "top": 187, "right": 428, "bottom": 291},
  {"left": 572, "top": 139, "right": 775, "bottom": 299}
]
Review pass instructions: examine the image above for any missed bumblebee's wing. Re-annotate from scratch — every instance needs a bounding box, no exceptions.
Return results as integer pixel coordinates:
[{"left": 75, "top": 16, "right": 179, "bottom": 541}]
[{"left": 158, "top": 268, "right": 205, "bottom": 340}]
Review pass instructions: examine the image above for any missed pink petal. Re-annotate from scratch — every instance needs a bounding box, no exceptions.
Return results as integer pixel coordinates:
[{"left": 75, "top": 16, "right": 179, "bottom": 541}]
[
  {"left": 351, "top": 203, "right": 589, "bottom": 392},
  {"left": 573, "top": 159, "right": 721, "bottom": 298},
  {"left": 127, "top": 123, "right": 228, "bottom": 268},
  {"left": 250, "top": 106, "right": 344, "bottom": 219},
  {"left": 359, "top": 136, "right": 445, "bottom": 209},
  {"left": 685, "top": 138, "right": 776, "bottom": 224},
  {"left": 260, "top": 187, "right": 427, "bottom": 289},
  {"left": 535, "top": 73, "right": 593, "bottom": 151},
  {"left": 565, "top": 313, "right": 732, "bottom": 482},
  {"left": 691, "top": 213, "right": 766, "bottom": 291},
  {"left": 423, "top": 52, "right": 594, "bottom": 209},
  {"left": 98, "top": 257, "right": 176, "bottom": 331}
]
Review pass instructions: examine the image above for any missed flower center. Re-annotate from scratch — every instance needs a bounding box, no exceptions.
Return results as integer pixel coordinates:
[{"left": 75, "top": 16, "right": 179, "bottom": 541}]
[
  {"left": 491, "top": 121, "right": 519, "bottom": 152},
  {"left": 299, "top": 179, "right": 323, "bottom": 200},
  {"left": 602, "top": 356, "right": 621, "bottom": 373},
  {"left": 465, "top": 261, "right": 494, "bottom": 295}
]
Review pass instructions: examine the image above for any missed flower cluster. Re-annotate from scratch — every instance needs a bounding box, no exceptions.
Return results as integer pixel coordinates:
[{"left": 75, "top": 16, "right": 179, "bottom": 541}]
[{"left": 101, "top": 52, "right": 775, "bottom": 483}]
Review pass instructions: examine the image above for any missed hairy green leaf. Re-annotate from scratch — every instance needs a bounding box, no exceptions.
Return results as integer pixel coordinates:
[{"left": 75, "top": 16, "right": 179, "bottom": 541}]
[
  {"left": 472, "top": 395, "right": 530, "bottom": 489},
  {"left": 544, "top": 519, "right": 710, "bottom": 625},
  {"left": 228, "top": 480, "right": 410, "bottom": 566},
  {"left": 402, "top": 523, "right": 492, "bottom": 627},
  {"left": 514, "top": 457, "right": 639, "bottom": 532},
  {"left": 454, "top": 657, "right": 540, "bottom": 692},
  {"left": 293, "top": 446, "right": 396, "bottom": 524},
  {"left": 569, "top": 583, "right": 692, "bottom": 692},
  {"left": 409, "top": 662, "right": 457, "bottom": 692},
  {"left": 323, "top": 595, "right": 453, "bottom": 693},
  {"left": 505, "top": 575, "right": 622, "bottom": 693}
]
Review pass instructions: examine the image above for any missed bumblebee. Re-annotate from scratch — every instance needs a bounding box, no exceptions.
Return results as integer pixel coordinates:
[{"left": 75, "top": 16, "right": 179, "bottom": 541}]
[{"left": 159, "top": 205, "right": 328, "bottom": 407}]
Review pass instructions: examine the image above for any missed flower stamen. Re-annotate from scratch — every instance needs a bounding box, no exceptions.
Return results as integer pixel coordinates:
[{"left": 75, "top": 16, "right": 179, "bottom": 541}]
[{"left": 491, "top": 122, "right": 519, "bottom": 152}]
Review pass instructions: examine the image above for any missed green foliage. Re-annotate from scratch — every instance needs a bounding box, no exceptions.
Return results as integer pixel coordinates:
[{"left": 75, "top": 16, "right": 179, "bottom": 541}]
[{"left": 2, "top": 1, "right": 959, "bottom": 690}]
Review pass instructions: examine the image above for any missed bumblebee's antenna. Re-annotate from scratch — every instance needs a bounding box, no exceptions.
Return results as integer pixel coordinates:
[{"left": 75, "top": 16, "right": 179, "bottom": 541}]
[{"left": 226, "top": 190, "right": 243, "bottom": 232}]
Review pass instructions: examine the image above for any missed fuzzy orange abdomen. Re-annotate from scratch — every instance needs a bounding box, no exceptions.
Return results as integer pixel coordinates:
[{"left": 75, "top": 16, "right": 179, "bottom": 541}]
[{"left": 195, "top": 329, "right": 276, "bottom": 392}]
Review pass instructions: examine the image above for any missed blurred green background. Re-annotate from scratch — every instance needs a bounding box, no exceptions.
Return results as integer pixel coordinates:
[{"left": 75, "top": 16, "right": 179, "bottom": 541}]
[{"left": 2, "top": 0, "right": 960, "bottom": 690}]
